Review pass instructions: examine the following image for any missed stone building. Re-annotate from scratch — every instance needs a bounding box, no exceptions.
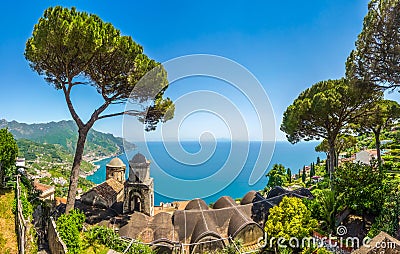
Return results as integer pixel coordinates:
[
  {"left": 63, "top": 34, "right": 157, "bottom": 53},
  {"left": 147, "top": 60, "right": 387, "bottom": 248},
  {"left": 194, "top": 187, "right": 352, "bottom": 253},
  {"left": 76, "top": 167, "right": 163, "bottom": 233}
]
[
  {"left": 75, "top": 155, "right": 315, "bottom": 254},
  {"left": 355, "top": 150, "right": 377, "bottom": 165},
  {"left": 81, "top": 178, "right": 124, "bottom": 209},
  {"left": 123, "top": 153, "right": 154, "bottom": 216},
  {"left": 106, "top": 157, "right": 126, "bottom": 184},
  {"left": 115, "top": 187, "right": 313, "bottom": 254},
  {"left": 33, "top": 181, "right": 55, "bottom": 201},
  {"left": 81, "top": 157, "right": 126, "bottom": 209},
  {"left": 80, "top": 153, "right": 155, "bottom": 214}
]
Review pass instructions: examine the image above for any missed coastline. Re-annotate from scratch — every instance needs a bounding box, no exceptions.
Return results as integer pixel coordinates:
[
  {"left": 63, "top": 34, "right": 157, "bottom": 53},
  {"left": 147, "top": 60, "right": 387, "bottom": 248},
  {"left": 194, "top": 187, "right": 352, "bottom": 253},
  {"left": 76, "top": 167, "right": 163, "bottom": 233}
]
[
  {"left": 82, "top": 149, "right": 135, "bottom": 178},
  {"left": 82, "top": 141, "right": 324, "bottom": 204},
  {"left": 81, "top": 153, "right": 119, "bottom": 178},
  {"left": 81, "top": 164, "right": 101, "bottom": 178}
]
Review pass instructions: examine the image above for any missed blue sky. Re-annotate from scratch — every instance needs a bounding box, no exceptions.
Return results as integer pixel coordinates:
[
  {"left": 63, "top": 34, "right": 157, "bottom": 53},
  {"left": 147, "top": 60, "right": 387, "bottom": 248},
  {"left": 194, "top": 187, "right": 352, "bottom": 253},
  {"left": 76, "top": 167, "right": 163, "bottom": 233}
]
[{"left": 0, "top": 0, "right": 380, "bottom": 141}]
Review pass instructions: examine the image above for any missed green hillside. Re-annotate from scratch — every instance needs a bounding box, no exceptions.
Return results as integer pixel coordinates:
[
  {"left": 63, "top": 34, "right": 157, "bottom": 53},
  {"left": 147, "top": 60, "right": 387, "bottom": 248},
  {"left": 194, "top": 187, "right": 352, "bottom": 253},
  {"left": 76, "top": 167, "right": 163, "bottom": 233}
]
[
  {"left": 17, "top": 139, "right": 93, "bottom": 172},
  {"left": 0, "top": 119, "right": 135, "bottom": 158},
  {"left": 16, "top": 139, "right": 96, "bottom": 196},
  {"left": 0, "top": 119, "right": 137, "bottom": 197},
  {"left": 17, "top": 139, "right": 66, "bottom": 162}
]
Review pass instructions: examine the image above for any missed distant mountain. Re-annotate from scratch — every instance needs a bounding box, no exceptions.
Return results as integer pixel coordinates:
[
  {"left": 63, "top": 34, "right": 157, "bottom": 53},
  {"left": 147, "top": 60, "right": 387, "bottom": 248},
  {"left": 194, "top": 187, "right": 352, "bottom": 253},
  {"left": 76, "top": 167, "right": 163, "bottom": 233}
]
[{"left": 0, "top": 119, "right": 135, "bottom": 158}]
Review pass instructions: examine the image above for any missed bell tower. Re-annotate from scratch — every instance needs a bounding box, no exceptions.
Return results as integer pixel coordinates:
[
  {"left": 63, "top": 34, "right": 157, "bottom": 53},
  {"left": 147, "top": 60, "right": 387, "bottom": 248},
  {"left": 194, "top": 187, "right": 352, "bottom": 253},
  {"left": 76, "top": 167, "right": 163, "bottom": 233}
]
[
  {"left": 106, "top": 157, "right": 126, "bottom": 184},
  {"left": 123, "top": 153, "right": 154, "bottom": 216}
]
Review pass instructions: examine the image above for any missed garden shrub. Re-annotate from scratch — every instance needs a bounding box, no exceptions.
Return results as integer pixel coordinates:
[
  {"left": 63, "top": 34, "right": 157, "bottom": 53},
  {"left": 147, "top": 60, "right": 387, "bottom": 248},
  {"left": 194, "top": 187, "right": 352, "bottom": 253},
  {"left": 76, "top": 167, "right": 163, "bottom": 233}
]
[
  {"left": 56, "top": 209, "right": 85, "bottom": 254},
  {"left": 85, "top": 226, "right": 153, "bottom": 254}
]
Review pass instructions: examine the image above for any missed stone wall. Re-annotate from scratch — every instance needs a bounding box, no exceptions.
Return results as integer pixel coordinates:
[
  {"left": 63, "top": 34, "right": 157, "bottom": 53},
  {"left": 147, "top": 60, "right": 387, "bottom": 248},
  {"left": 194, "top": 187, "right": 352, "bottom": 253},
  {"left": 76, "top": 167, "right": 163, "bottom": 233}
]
[
  {"left": 16, "top": 175, "right": 27, "bottom": 254},
  {"left": 234, "top": 224, "right": 263, "bottom": 247},
  {"left": 48, "top": 217, "right": 67, "bottom": 254},
  {"left": 123, "top": 180, "right": 154, "bottom": 216}
]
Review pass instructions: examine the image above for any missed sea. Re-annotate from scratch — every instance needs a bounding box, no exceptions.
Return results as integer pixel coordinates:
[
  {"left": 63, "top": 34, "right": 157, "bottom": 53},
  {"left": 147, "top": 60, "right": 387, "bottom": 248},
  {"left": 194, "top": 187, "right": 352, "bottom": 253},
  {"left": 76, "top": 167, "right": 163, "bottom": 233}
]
[{"left": 87, "top": 141, "right": 324, "bottom": 205}]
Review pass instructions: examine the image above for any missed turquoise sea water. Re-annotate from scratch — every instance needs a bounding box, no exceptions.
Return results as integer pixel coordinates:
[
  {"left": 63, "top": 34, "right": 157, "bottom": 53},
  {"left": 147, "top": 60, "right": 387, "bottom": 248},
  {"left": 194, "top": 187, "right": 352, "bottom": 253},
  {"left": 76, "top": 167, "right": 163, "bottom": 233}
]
[{"left": 87, "top": 141, "right": 324, "bottom": 205}]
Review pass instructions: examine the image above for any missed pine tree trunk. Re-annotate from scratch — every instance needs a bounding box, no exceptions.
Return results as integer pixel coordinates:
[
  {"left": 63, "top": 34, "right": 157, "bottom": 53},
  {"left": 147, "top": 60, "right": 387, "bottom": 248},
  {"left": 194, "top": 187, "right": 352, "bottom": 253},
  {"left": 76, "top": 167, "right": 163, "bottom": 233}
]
[
  {"left": 328, "top": 145, "right": 336, "bottom": 180},
  {"left": 333, "top": 149, "right": 338, "bottom": 168},
  {"left": 328, "top": 139, "right": 336, "bottom": 181},
  {"left": 374, "top": 130, "right": 382, "bottom": 165},
  {"left": 65, "top": 128, "right": 89, "bottom": 214}
]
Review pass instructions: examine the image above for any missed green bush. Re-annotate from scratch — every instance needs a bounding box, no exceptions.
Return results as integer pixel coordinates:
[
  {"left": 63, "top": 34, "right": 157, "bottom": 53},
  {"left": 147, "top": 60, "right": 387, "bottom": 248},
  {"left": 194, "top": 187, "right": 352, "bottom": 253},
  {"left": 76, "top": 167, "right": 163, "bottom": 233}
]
[
  {"left": 334, "top": 162, "right": 386, "bottom": 216},
  {"left": 266, "top": 164, "right": 289, "bottom": 188},
  {"left": 56, "top": 209, "right": 85, "bottom": 254},
  {"left": 389, "top": 149, "right": 400, "bottom": 157},
  {"left": 388, "top": 143, "right": 400, "bottom": 149},
  {"left": 302, "top": 198, "right": 321, "bottom": 221},
  {"left": 222, "top": 239, "right": 242, "bottom": 254},
  {"left": 84, "top": 226, "right": 153, "bottom": 254},
  {"left": 301, "top": 246, "right": 331, "bottom": 254},
  {"left": 368, "top": 189, "right": 400, "bottom": 238},
  {"left": 316, "top": 179, "right": 329, "bottom": 190},
  {"left": 12, "top": 181, "right": 34, "bottom": 219},
  {"left": 265, "top": 196, "right": 318, "bottom": 252},
  {"left": 0, "top": 128, "right": 18, "bottom": 179}
]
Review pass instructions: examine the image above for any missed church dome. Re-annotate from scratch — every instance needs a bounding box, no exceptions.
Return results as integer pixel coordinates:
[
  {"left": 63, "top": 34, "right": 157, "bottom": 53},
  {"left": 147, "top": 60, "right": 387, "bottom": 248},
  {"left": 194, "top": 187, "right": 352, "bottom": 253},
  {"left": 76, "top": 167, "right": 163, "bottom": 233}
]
[
  {"left": 184, "top": 198, "right": 209, "bottom": 211},
  {"left": 106, "top": 157, "right": 125, "bottom": 168},
  {"left": 131, "top": 153, "right": 147, "bottom": 163}
]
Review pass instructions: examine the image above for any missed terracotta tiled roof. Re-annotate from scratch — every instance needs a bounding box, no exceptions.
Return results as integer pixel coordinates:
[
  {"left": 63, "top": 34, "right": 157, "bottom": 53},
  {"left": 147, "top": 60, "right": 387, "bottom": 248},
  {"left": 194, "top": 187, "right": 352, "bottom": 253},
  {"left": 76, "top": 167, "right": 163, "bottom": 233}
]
[
  {"left": 33, "top": 181, "right": 55, "bottom": 198},
  {"left": 105, "top": 178, "right": 124, "bottom": 192},
  {"left": 33, "top": 182, "right": 52, "bottom": 192},
  {"left": 81, "top": 178, "right": 124, "bottom": 209},
  {"left": 366, "top": 149, "right": 378, "bottom": 156},
  {"left": 93, "top": 178, "right": 123, "bottom": 201},
  {"left": 55, "top": 197, "right": 67, "bottom": 205}
]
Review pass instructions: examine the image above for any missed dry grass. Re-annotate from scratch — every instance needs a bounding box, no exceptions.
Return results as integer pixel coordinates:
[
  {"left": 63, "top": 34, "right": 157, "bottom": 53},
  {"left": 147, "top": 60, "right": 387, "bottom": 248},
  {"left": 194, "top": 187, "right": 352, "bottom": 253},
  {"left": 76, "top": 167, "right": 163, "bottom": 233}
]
[{"left": 0, "top": 188, "right": 18, "bottom": 254}]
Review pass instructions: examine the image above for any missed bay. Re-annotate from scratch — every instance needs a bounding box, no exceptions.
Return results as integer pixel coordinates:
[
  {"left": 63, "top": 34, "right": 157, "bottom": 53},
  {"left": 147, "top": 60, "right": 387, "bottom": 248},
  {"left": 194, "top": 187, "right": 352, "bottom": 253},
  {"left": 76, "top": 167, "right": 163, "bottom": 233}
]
[{"left": 87, "top": 141, "right": 324, "bottom": 205}]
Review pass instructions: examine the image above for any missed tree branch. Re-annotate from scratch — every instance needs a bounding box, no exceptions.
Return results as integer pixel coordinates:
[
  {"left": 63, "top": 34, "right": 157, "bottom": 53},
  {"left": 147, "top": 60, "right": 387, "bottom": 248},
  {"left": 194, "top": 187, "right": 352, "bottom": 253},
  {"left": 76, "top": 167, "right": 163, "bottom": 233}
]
[
  {"left": 72, "top": 81, "right": 89, "bottom": 85},
  {"left": 62, "top": 83, "right": 84, "bottom": 129},
  {"left": 98, "top": 110, "right": 143, "bottom": 120},
  {"left": 85, "top": 100, "right": 112, "bottom": 128}
]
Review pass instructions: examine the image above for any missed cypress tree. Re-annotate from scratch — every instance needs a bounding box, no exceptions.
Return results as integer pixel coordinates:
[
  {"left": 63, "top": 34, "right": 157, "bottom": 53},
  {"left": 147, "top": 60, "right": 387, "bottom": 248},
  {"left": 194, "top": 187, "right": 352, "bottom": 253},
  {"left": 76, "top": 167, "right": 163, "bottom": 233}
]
[{"left": 310, "top": 162, "right": 315, "bottom": 179}]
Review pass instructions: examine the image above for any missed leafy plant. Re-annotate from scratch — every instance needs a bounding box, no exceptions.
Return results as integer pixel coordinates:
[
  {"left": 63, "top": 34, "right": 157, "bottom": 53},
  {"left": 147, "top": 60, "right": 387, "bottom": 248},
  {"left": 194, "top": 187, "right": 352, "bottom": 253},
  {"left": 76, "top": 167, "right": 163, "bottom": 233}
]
[
  {"left": 265, "top": 196, "right": 318, "bottom": 252},
  {"left": 266, "top": 164, "right": 289, "bottom": 188},
  {"left": 301, "top": 246, "right": 331, "bottom": 254},
  {"left": 222, "top": 239, "right": 242, "bottom": 254},
  {"left": 0, "top": 128, "right": 18, "bottom": 184},
  {"left": 84, "top": 226, "right": 153, "bottom": 254},
  {"left": 368, "top": 187, "right": 400, "bottom": 238},
  {"left": 354, "top": 99, "right": 400, "bottom": 164},
  {"left": 12, "top": 180, "right": 34, "bottom": 219},
  {"left": 334, "top": 162, "right": 386, "bottom": 217},
  {"left": 56, "top": 209, "right": 86, "bottom": 253},
  {"left": 346, "top": 0, "right": 400, "bottom": 89},
  {"left": 317, "top": 190, "right": 343, "bottom": 233}
]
